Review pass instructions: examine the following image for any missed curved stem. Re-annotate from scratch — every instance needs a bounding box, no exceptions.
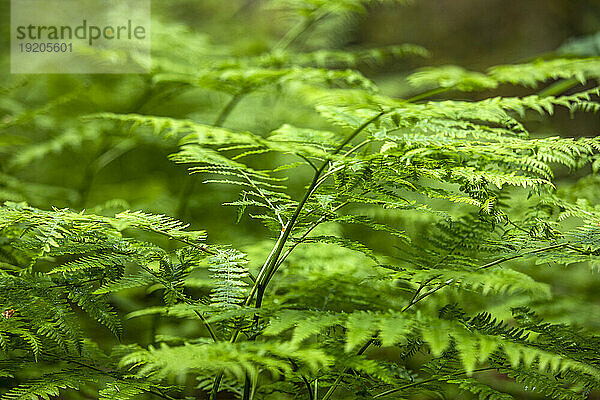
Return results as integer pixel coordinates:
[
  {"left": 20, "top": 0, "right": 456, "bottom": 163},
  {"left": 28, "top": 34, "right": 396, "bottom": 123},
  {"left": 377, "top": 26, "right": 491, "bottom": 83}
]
[
  {"left": 242, "top": 373, "right": 252, "bottom": 400},
  {"left": 405, "top": 87, "right": 451, "bottom": 103},
  {"left": 289, "top": 358, "right": 315, "bottom": 400},
  {"left": 174, "top": 178, "right": 197, "bottom": 221},
  {"left": 47, "top": 352, "right": 179, "bottom": 400},
  {"left": 254, "top": 110, "right": 386, "bottom": 308},
  {"left": 267, "top": 200, "right": 351, "bottom": 282},
  {"left": 323, "top": 230, "right": 476, "bottom": 397},
  {"left": 275, "top": 14, "right": 320, "bottom": 51},
  {"left": 342, "top": 138, "right": 371, "bottom": 157},
  {"left": 239, "top": 168, "right": 284, "bottom": 227},
  {"left": 402, "top": 242, "right": 579, "bottom": 312}
]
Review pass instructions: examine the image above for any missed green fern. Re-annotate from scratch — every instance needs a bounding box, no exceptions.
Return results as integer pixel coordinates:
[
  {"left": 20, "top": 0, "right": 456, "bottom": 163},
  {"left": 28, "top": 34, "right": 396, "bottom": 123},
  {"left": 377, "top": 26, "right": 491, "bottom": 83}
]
[{"left": 1, "top": 1, "right": 600, "bottom": 400}]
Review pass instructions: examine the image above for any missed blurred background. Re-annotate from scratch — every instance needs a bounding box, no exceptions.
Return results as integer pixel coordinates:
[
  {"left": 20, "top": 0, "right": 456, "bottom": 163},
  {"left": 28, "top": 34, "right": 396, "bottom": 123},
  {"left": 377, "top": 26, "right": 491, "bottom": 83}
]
[{"left": 0, "top": 1, "right": 599, "bottom": 398}]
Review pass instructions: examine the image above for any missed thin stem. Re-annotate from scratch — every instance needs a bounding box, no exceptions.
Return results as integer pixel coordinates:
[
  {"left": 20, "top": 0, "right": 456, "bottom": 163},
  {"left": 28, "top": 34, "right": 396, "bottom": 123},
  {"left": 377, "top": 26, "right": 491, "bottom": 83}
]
[
  {"left": 405, "top": 87, "right": 451, "bottom": 103},
  {"left": 401, "top": 239, "right": 464, "bottom": 311},
  {"left": 475, "top": 242, "right": 568, "bottom": 271},
  {"left": 289, "top": 358, "right": 315, "bottom": 400},
  {"left": 247, "top": 228, "right": 288, "bottom": 307},
  {"left": 401, "top": 275, "right": 438, "bottom": 312},
  {"left": 373, "top": 367, "right": 496, "bottom": 398},
  {"left": 44, "top": 353, "right": 117, "bottom": 377},
  {"left": 342, "top": 138, "right": 371, "bottom": 157},
  {"left": 304, "top": 377, "right": 315, "bottom": 400},
  {"left": 176, "top": 91, "right": 245, "bottom": 220},
  {"left": 239, "top": 168, "right": 284, "bottom": 227},
  {"left": 297, "top": 153, "right": 320, "bottom": 172},
  {"left": 269, "top": 200, "right": 351, "bottom": 280},
  {"left": 254, "top": 110, "right": 386, "bottom": 308},
  {"left": 242, "top": 373, "right": 252, "bottom": 400},
  {"left": 143, "top": 226, "right": 216, "bottom": 256},
  {"left": 403, "top": 242, "right": 579, "bottom": 312},
  {"left": 311, "top": 165, "right": 346, "bottom": 193},
  {"left": 334, "top": 112, "right": 386, "bottom": 153},
  {"left": 214, "top": 92, "right": 244, "bottom": 127},
  {"left": 505, "top": 219, "right": 530, "bottom": 234},
  {"left": 264, "top": 116, "right": 383, "bottom": 400},
  {"left": 47, "top": 352, "right": 179, "bottom": 400},
  {"left": 193, "top": 310, "right": 219, "bottom": 342},
  {"left": 210, "top": 375, "right": 224, "bottom": 400},
  {"left": 538, "top": 78, "right": 579, "bottom": 97},
  {"left": 209, "top": 231, "right": 284, "bottom": 399}
]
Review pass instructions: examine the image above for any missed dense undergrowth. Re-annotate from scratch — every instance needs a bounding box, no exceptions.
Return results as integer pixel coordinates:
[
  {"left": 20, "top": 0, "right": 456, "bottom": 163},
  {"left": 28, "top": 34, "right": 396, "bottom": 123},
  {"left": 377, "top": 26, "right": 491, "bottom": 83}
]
[{"left": 1, "top": 1, "right": 600, "bottom": 399}]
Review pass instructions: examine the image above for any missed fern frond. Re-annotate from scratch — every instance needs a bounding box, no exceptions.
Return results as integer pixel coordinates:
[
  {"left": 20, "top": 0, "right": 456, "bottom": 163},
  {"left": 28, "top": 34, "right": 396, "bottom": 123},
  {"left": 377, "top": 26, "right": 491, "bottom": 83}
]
[
  {"left": 208, "top": 248, "right": 250, "bottom": 309},
  {"left": 120, "top": 341, "right": 332, "bottom": 381}
]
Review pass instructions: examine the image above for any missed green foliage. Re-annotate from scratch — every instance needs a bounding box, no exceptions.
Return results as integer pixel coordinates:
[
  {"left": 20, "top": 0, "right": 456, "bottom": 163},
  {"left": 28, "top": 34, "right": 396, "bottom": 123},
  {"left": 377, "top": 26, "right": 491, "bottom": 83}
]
[{"left": 1, "top": 1, "right": 600, "bottom": 400}]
